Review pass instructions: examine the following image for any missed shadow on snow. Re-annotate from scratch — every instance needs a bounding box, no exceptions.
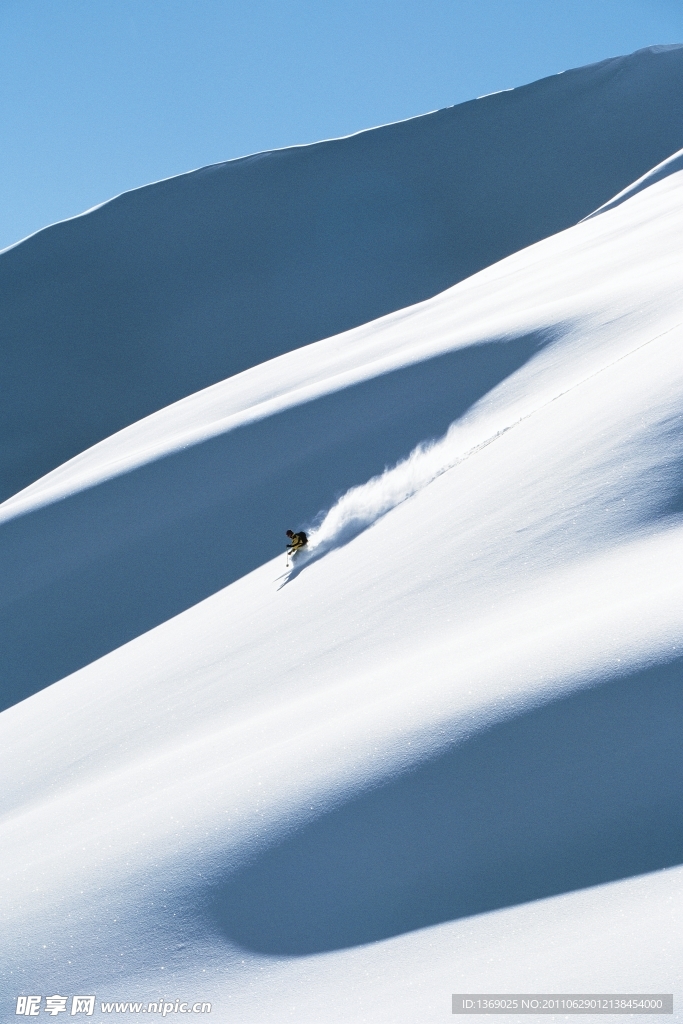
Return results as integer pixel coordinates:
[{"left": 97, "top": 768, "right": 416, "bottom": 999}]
[
  {"left": 208, "top": 656, "right": 683, "bottom": 954},
  {"left": 0, "top": 333, "right": 545, "bottom": 710}
]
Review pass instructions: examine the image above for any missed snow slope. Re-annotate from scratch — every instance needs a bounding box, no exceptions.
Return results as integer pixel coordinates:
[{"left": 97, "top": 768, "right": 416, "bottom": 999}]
[
  {"left": 1, "top": 123, "right": 682, "bottom": 1018},
  {"left": 2, "top": 135, "right": 683, "bottom": 709},
  {"left": 2, "top": 44, "right": 683, "bottom": 502}
]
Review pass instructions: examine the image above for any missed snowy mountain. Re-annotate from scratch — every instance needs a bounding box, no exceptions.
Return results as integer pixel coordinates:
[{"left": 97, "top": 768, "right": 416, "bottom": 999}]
[
  {"left": 3, "top": 45, "right": 683, "bottom": 711},
  {"left": 2, "top": 44, "right": 683, "bottom": 503},
  {"left": 1, "top": 46, "right": 683, "bottom": 1022}
]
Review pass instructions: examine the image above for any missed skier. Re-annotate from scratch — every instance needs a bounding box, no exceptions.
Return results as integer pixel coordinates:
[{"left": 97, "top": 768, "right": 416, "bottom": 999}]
[{"left": 286, "top": 529, "right": 308, "bottom": 557}]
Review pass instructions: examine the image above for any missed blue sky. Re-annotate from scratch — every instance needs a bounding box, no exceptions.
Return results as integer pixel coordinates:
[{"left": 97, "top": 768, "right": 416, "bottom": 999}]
[{"left": 1, "top": 0, "right": 682, "bottom": 251}]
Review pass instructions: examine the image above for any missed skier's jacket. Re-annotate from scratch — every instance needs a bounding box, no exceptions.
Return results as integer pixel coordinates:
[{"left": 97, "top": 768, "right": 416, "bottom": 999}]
[{"left": 287, "top": 531, "right": 308, "bottom": 550}]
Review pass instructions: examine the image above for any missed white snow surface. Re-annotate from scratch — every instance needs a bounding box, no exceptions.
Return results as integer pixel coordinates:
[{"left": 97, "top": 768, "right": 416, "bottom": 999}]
[{"left": 2, "top": 60, "right": 683, "bottom": 1024}]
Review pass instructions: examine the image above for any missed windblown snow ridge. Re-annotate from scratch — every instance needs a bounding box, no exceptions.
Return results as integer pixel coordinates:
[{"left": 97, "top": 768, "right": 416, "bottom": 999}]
[{"left": 583, "top": 145, "right": 683, "bottom": 220}]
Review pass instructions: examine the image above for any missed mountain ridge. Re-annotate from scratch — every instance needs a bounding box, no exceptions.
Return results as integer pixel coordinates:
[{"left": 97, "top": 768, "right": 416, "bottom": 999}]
[{"left": 2, "top": 44, "right": 683, "bottom": 500}]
